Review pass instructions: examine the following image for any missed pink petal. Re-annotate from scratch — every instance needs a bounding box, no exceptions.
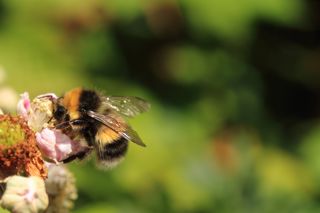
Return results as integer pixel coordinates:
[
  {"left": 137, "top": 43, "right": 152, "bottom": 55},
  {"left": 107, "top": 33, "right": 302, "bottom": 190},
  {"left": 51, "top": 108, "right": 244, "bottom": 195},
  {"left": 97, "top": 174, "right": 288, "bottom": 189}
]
[
  {"left": 36, "top": 128, "right": 81, "bottom": 162},
  {"left": 17, "top": 92, "right": 30, "bottom": 119},
  {"left": 35, "top": 128, "right": 57, "bottom": 160},
  {"left": 54, "top": 131, "right": 73, "bottom": 161},
  {"left": 24, "top": 180, "right": 37, "bottom": 203}
]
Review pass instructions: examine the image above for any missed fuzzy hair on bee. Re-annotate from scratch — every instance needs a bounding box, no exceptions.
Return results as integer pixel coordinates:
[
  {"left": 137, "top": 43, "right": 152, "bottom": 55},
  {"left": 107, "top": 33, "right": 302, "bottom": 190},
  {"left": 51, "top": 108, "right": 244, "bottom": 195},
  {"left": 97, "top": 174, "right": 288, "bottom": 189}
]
[{"left": 52, "top": 87, "right": 150, "bottom": 168}]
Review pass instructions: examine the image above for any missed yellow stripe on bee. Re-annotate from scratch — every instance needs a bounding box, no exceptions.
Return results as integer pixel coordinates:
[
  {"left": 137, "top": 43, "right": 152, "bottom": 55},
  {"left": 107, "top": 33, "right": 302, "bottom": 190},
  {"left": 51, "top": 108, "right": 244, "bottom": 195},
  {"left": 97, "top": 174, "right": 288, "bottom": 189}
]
[
  {"left": 96, "top": 126, "right": 121, "bottom": 144},
  {"left": 62, "top": 87, "right": 82, "bottom": 120}
]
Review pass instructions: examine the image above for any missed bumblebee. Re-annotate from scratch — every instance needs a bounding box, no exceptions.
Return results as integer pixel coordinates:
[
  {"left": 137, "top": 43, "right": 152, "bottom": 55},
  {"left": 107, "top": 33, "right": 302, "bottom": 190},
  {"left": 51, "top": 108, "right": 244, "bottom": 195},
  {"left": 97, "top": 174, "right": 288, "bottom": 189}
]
[{"left": 52, "top": 87, "right": 150, "bottom": 167}]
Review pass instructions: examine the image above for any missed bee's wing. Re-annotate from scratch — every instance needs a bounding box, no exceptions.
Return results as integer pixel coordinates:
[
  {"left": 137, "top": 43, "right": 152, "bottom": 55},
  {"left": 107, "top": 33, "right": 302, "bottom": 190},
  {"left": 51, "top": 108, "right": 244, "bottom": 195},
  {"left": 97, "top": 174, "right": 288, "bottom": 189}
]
[
  {"left": 120, "top": 126, "right": 146, "bottom": 147},
  {"left": 87, "top": 110, "right": 123, "bottom": 132},
  {"left": 102, "top": 96, "right": 150, "bottom": 117},
  {"left": 87, "top": 110, "right": 146, "bottom": 147}
]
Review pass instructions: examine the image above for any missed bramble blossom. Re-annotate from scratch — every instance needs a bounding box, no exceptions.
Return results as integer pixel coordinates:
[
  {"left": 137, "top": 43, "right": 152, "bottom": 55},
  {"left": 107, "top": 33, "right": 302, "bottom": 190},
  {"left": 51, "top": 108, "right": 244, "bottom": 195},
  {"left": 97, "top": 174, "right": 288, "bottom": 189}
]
[
  {"left": 16, "top": 92, "right": 82, "bottom": 163},
  {"left": 0, "top": 115, "right": 48, "bottom": 179},
  {"left": 0, "top": 74, "right": 79, "bottom": 212}
]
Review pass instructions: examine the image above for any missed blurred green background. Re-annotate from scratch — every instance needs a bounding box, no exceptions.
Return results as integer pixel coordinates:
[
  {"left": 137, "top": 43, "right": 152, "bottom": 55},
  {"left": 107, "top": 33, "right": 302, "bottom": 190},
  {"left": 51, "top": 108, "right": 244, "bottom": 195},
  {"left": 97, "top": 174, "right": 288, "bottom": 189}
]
[{"left": 1, "top": 0, "right": 320, "bottom": 212}]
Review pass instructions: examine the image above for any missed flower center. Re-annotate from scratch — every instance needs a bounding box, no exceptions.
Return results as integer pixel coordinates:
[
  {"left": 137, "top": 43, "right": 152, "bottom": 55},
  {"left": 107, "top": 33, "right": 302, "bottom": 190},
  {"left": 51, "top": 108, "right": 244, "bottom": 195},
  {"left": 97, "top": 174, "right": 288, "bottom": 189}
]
[{"left": 0, "top": 115, "right": 25, "bottom": 147}]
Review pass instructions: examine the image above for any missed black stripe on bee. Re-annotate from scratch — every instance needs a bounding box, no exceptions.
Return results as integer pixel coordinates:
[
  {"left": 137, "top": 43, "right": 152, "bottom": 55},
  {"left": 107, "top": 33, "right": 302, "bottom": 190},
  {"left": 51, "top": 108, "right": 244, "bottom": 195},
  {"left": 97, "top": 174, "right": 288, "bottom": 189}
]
[{"left": 101, "top": 137, "right": 128, "bottom": 161}]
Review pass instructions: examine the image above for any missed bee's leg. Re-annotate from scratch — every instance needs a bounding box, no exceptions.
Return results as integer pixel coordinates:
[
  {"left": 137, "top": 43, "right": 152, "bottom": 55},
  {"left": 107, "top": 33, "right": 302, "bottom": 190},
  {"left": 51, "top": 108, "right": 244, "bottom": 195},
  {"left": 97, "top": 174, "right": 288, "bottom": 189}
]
[
  {"left": 62, "top": 152, "right": 85, "bottom": 163},
  {"left": 47, "top": 116, "right": 53, "bottom": 123},
  {"left": 62, "top": 153, "right": 82, "bottom": 163},
  {"left": 55, "top": 121, "right": 70, "bottom": 129},
  {"left": 69, "top": 119, "right": 86, "bottom": 126},
  {"left": 62, "top": 146, "right": 93, "bottom": 163}
]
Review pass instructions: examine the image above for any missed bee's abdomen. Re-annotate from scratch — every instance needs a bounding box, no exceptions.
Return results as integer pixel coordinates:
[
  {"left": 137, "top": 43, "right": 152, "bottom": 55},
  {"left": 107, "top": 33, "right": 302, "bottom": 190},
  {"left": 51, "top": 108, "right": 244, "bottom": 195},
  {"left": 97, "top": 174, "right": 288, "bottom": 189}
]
[{"left": 99, "top": 137, "right": 128, "bottom": 166}]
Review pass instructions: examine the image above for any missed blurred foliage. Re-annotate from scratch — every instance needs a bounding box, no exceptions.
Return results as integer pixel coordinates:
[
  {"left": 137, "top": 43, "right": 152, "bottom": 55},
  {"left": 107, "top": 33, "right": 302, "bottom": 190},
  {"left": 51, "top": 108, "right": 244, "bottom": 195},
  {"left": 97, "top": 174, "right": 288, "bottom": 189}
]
[{"left": 1, "top": 0, "right": 320, "bottom": 212}]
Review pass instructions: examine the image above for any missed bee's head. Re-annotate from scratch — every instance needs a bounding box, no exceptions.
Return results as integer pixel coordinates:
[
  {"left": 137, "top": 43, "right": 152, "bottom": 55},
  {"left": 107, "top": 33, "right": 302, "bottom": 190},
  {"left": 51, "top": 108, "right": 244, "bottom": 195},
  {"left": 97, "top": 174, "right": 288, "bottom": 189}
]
[{"left": 53, "top": 104, "right": 70, "bottom": 122}]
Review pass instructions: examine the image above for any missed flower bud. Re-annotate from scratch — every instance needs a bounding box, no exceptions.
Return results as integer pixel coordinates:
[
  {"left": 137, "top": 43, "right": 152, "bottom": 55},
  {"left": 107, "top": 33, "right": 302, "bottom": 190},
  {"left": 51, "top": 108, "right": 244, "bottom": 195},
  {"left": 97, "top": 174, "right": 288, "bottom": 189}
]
[
  {"left": 0, "top": 176, "right": 49, "bottom": 213},
  {"left": 45, "top": 165, "right": 77, "bottom": 212}
]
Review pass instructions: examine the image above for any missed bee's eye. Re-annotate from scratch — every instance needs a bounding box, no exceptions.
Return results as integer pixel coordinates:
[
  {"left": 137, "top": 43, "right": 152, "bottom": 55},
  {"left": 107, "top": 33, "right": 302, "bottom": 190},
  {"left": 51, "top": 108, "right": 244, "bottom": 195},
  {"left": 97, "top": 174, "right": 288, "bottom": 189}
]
[
  {"left": 54, "top": 105, "right": 67, "bottom": 120},
  {"left": 79, "top": 108, "right": 86, "bottom": 114}
]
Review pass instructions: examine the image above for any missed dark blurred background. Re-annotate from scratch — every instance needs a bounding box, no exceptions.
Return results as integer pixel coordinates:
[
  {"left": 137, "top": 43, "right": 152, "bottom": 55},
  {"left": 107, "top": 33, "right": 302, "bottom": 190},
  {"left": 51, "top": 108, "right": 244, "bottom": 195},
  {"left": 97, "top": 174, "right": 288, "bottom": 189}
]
[{"left": 1, "top": 0, "right": 320, "bottom": 212}]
